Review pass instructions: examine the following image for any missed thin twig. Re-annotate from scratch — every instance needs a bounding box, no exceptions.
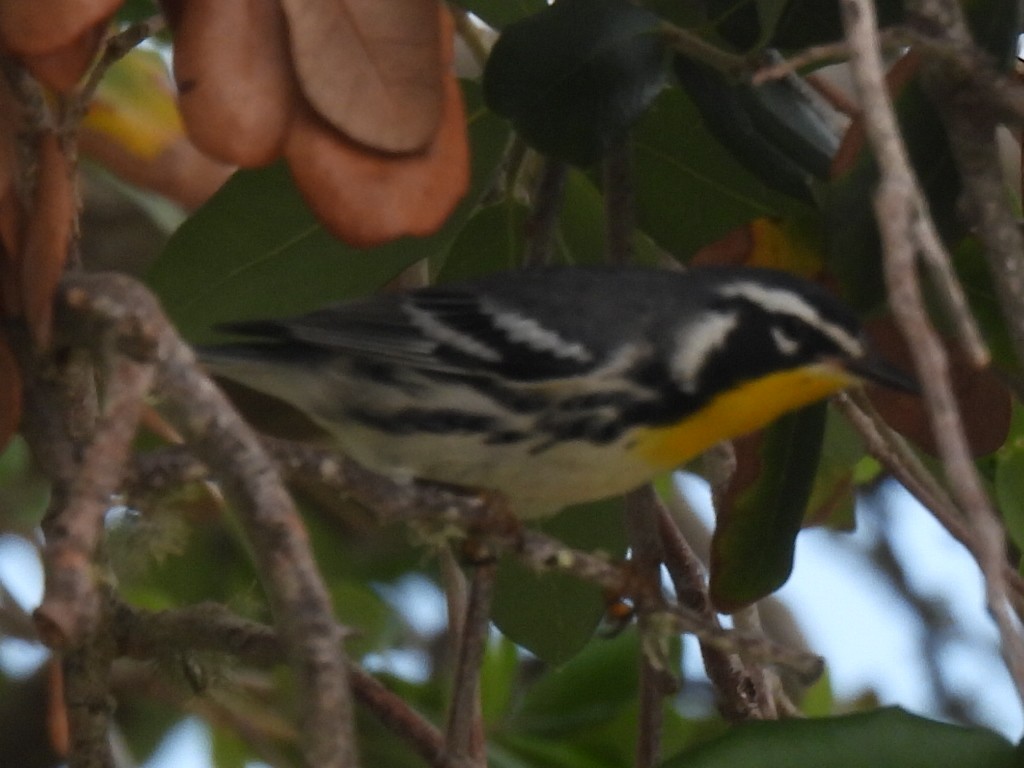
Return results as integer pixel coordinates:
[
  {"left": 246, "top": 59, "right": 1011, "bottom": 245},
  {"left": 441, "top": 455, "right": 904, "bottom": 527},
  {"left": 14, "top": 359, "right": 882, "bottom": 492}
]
[
  {"left": 72, "top": 16, "right": 166, "bottom": 124},
  {"left": 836, "top": 391, "right": 1024, "bottom": 620},
  {"left": 113, "top": 601, "right": 456, "bottom": 768},
  {"left": 751, "top": 41, "right": 852, "bottom": 84},
  {"left": 911, "top": 213, "right": 990, "bottom": 367},
  {"left": 658, "top": 22, "right": 746, "bottom": 75},
  {"left": 523, "top": 159, "right": 567, "bottom": 267},
  {"left": 444, "top": 563, "right": 494, "bottom": 768},
  {"left": 603, "top": 138, "right": 635, "bottom": 264},
  {"left": 34, "top": 354, "right": 152, "bottom": 646},
  {"left": 59, "top": 273, "right": 359, "bottom": 768},
  {"left": 839, "top": 0, "right": 1024, "bottom": 706},
  {"left": 625, "top": 487, "right": 669, "bottom": 767},
  {"left": 657, "top": 503, "right": 766, "bottom": 720}
]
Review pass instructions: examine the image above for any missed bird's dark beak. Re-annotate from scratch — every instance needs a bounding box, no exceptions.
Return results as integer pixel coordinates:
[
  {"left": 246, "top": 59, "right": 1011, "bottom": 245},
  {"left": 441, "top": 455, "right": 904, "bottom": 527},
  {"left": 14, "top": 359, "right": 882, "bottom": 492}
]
[{"left": 845, "top": 354, "right": 919, "bottom": 395}]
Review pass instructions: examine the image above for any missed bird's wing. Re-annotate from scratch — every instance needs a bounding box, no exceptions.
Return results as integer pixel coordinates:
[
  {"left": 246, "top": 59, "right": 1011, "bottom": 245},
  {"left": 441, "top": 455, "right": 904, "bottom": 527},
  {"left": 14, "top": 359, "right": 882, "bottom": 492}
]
[{"left": 218, "top": 287, "right": 604, "bottom": 381}]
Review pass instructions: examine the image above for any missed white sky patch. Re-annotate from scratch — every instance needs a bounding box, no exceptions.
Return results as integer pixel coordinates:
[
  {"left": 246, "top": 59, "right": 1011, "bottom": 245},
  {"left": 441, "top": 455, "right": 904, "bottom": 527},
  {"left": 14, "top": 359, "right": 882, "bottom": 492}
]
[
  {"left": 404, "top": 303, "right": 501, "bottom": 362},
  {"left": 481, "top": 299, "right": 593, "bottom": 363},
  {"left": 671, "top": 311, "right": 738, "bottom": 393},
  {"left": 717, "top": 282, "right": 863, "bottom": 357}
]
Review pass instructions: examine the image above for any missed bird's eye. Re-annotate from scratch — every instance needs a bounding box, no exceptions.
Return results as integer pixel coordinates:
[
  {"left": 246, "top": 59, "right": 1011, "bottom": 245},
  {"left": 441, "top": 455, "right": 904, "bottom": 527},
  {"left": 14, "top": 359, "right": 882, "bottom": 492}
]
[{"left": 770, "top": 315, "right": 810, "bottom": 356}]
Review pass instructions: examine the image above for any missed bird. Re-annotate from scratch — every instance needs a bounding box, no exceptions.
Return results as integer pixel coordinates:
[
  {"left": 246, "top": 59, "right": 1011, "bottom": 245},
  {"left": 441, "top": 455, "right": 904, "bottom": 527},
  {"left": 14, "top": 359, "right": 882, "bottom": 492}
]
[{"left": 200, "top": 264, "right": 915, "bottom": 517}]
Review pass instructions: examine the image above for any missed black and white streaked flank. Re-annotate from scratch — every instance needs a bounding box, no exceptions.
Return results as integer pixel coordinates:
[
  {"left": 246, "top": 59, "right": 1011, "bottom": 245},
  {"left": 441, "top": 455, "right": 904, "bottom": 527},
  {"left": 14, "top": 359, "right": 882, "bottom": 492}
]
[{"left": 201, "top": 265, "right": 913, "bottom": 516}]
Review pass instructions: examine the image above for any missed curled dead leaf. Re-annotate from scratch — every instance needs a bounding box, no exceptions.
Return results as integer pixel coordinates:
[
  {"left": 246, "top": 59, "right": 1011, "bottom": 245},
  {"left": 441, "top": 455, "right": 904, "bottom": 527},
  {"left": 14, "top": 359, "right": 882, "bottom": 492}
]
[
  {"left": 22, "top": 23, "right": 105, "bottom": 92},
  {"left": 0, "top": 331, "right": 22, "bottom": 452},
  {"left": 864, "top": 315, "right": 1011, "bottom": 457},
  {"left": 0, "top": 0, "right": 118, "bottom": 56},
  {"left": 171, "top": 0, "right": 298, "bottom": 167},
  {"left": 284, "top": 70, "right": 468, "bottom": 247},
  {"left": 21, "top": 132, "right": 73, "bottom": 347},
  {"left": 279, "top": 0, "right": 445, "bottom": 154}
]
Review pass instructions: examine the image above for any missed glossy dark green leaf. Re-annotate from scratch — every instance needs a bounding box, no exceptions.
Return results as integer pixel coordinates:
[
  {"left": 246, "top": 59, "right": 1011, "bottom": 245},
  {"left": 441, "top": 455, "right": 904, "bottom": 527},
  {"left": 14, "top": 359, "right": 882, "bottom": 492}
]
[
  {"left": 952, "top": 238, "right": 1017, "bottom": 372},
  {"left": 438, "top": 201, "right": 529, "bottom": 282},
  {"left": 673, "top": 56, "right": 835, "bottom": 202},
  {"left": 660, "top": 707, "right": 1019, "bottom": 768},
  {"left": 632, "top": 88, "right": 809, "bottom": 259},
  {"left": 483, "top": 0, "right": 667, "bottom": 166},
  {"left": 707, "top": 0, "right": 789, "bottom": 51},
  {"left": 770, "top": 0, "right": 903, "bottom": 49},
  {"left": 963, "top": 0, "right": 1022, "bottom": 68},
  {"left": 709, "top": 402, "right": 826, "bottom": 611},
  {"left": 458, "top": 0, "right": 548, "bottom": 30},
  {"left": 995, "top": 412, "right": 1024, "bottom": 553},
  {"left": 481, "top": 636, "right": 521, "bottom": 726},
  {"left": 492, "top": 498, "right": 626, "bottom": 665},
  {"left": 147, "top": 83, "right": 510, "bottom": 343},
  {"left": 803, "top": 406, "right": 864, "bottom": 529},
  {"left": 117, "top": 0, "right": 161, "bottom": 24},
  {"left": 511, "top": 628, "right": 639, "bottom": 734}
]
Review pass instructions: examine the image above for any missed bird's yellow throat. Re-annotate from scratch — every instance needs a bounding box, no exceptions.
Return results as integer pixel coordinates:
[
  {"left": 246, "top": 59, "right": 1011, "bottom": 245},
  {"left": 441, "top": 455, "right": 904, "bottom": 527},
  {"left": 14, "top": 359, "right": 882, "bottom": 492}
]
[{"left": 634, "top": 365, "right": 856, "bottom": 469}]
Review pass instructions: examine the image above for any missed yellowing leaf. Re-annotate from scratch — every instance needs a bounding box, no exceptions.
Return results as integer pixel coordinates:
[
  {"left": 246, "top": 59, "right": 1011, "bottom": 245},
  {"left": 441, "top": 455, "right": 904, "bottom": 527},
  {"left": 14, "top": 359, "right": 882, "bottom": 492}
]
[
  {"left": 747, "top": 217, "right": 824, "bottom": 277},
  {"left": 84, "top": 49, "right": 185, "bottom": 160}
]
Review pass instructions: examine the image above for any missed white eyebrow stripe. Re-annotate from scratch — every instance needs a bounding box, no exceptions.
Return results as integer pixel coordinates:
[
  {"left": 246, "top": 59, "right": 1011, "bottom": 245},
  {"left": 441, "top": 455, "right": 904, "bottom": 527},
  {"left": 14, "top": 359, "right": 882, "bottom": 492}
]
[
  {"left": 481, "top": 299, "right": 594, "bottom": 363},
  {"left": 404, "top": 304, "right": 502, "bottom": 362},
  {"left": 717, "top": 282, "right": 863, "bottom": 357},
  {"left": 671, "top": 310, "right": 739, "bottom": 394}
]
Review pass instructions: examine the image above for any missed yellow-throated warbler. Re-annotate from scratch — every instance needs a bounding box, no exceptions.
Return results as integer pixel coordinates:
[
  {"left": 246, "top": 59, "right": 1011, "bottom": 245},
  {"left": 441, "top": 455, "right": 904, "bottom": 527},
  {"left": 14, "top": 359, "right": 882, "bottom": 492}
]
[{"left": 201, "top": 265, "right": 914, "bottom": 516}]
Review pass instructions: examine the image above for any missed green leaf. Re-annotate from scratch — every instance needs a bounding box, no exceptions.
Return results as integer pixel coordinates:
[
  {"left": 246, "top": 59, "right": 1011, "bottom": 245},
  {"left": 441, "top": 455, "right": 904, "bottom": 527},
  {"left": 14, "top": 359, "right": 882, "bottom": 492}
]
[
  {"left": 481, "top": 635, "right": 522, "bottom": 726},
  {"left": 709, "top": 402, "right": 826, "bottom": 610},
  {"left": 672, "top": 55, "right": 834, "bottom": 202},
  {"left": 770, "top": 0, "right": 903, "bottom": 50},
  {"left": 705, "top": 0, "right": 789, "bottom": 52},
  {"left": 483, "top": 0, "right": 667, "bottom": 166},
  {"left": 803, "top": 405, "right": 865, "bottom": 529},
  {"left": 147, "top": 83, "right": 511, "bottom": 342},
  {"left": 438, "top": 200, "right": 529, "bottom": 282},
  {"left": 632, "top": 88, "right": 809, "bottom": 258},
  {"left": 512, "top": 628, "right": 640, "bottom": 734},
  {"left": 996, "top": 431, "right": 1024, "bottom": 554},
  {"left": 659, "top": 707, "right": 1019, "bottom": 768},
  {"left": 492, "top": 498, "right": 627, "bottom": 665},
  {"left": 459, "top": 0, "right": 548, "bottom": 30}
]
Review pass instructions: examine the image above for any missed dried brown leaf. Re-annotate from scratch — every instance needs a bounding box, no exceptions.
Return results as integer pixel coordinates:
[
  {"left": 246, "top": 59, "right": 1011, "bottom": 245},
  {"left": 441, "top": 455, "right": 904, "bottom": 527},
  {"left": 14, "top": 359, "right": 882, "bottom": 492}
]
[
  {"left": 21, "top": 23, "right": 104, "bottom": 92},
  {"left": 279, "top": 0, "right": 444, "bottom": 153},
  {"left": 0, "top": 0, "right": 118, "bottom": 56},
  {"left": 865, "top": 315, "right": 1011, "bottom": 457},
  {"left": 171, "top": 0, "right": 298, "bottom": 167},
  {"left": 21, "top": 132, "right": 73, "bottom": 347},
  {"left": 284, "top": 69, "right": 468, "bottom": 247}
]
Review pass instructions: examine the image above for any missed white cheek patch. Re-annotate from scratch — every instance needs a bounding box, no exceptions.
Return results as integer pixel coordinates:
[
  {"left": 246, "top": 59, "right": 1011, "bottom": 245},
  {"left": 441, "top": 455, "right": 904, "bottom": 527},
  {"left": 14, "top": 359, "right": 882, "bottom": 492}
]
[
  {"left": 481, "top": 299, "right": 593, "bottom": 363},
  {"left": 671, "top": 311, "right": 739, "bottom": 394},
  {"left": 404, "top": 304, "right": 502, "bottom": 362},
  {"left": 717, "top": 282, "right": 864, "bottom": 357}
]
